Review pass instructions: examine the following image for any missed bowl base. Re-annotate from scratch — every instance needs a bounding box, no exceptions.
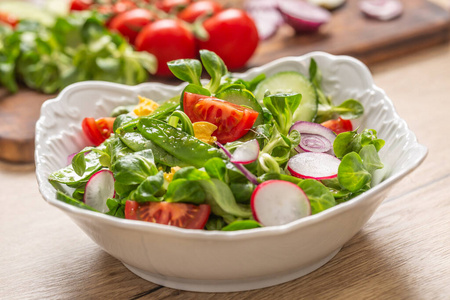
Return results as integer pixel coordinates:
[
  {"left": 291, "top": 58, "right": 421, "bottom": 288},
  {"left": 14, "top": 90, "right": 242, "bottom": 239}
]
[{"left": 123, "top": 247, "right": 341, "bottom": 293}]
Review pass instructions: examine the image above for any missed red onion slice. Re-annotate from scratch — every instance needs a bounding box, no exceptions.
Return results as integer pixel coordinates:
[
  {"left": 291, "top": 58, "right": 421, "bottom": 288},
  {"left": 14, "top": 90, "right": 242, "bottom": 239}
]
[
  {"left": 277, "top": 0, "right": 331, "bottom": 33},
  {"left": 290, "top": 121, "right": 336, "bottom": 154},
  {"left": 298, "top": 133, "right": 332, "bottom": 153},
  {"left": 359, "top": 0, "right": 403, "bottom": 21}
]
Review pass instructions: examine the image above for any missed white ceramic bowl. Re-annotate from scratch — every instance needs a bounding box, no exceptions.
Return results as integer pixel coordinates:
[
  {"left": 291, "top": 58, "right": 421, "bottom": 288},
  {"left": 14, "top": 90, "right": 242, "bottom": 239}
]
[{"left": 35, "top": 52, "right": 427, "bottom": 293}]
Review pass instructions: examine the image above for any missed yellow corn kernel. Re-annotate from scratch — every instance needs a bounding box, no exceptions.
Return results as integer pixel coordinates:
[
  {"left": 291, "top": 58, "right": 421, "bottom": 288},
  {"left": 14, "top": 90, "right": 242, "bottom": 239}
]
[
  {"left": 193, "top": 121, "right": 218, "bottom": 145},
  {"left": 133, "top": 95, "right": 160, "bottom": 116},
  {"left": 163, "top": 166, "right": 181, "bottom": 183}
]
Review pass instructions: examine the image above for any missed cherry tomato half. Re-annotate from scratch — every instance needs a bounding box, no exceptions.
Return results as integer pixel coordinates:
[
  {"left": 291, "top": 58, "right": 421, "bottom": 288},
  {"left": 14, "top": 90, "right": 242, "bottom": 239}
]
[
  {"left": 81, "top": 117, "right": 115, "bottom": 146},
  {"left": 109, "top": 8, "right": 156, "bottom": 44},
  {"left": 198, "top": 8, "right": 259, "bottom": 70},
  {"left": 135, "top": 19, "right": 196, "bottom": 76},
  {"left": 321, "top": 117, "right": 353, "bottom": 134},
  {"left": 125, "top": 200, "right": 211, "bottom": 229},
  {"left": 183, "top": 92, "right": 259, "bottom": 144},
  {"left": 177, "top": 0, "right": 223, "bottom": 23}
]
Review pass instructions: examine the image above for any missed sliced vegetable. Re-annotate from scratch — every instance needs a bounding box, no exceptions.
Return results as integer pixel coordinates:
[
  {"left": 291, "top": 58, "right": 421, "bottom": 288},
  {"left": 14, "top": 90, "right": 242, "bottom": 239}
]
[
  {"left": 288, "top": 152, "right": 340, "bottom": 180},
  {"left": 251, "top": 180, "right": 311, "bottom": 226},
  {"left": 290, "top": 121, "right": 336, "bottom": 153},
  {"left": 277, "top": 0, "right": 331, "bottom": 33},
  {"left": 230, "top": 139, "right": 260, "bottom": 164},
  {"left": 84, "top": 170, "right": 115, "bottom": 213},
  {"left": 321, "top": 117, "right": 352, "bottom": 134},
  {"left": 253, "top": 71, "right": 318, "bottom": 122},
  {"left": 244, "top": 0, "right": 284, "bottom": 40},
  {"left": 183, "top": 92, "right": 259, "bottom": 144},
  {"left": 216, "top": 141, "right": 259, "bottom": 185},
  {"left": 82, "top": 117, "right": 115, "bottom": 146},
  {"left": 359, "top": 0, "right": 403, "bottom": 21},
  {"left": 124, "top": 200, "right": 211, "bottom": 229}
]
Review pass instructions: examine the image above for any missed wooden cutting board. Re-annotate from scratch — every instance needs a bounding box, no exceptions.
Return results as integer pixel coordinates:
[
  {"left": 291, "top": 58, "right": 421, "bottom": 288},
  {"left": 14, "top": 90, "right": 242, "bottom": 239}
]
[{"left": 0, "top": 0, "right": 449, "bottom": 164}]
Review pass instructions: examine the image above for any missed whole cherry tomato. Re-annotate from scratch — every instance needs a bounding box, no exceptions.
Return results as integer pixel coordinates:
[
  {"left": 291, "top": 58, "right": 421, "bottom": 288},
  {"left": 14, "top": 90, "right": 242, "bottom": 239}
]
[
  {"left": 198, "top": 8, "right": 259, "bottom": 70},
  {"left": 108, "top": 8, "right": 156, "bottom": 44},
  {"left": 156, "top": 0, "right": 191, "bottom": 13},
  {"left": 135, "top": 19, "right": 196, "bottom": 76},
  {"left": 69, "top": 0, "right": 92, "bottom": 11},
  {"left": 177, "top": 0, "right": 223, "bottom": 23}
]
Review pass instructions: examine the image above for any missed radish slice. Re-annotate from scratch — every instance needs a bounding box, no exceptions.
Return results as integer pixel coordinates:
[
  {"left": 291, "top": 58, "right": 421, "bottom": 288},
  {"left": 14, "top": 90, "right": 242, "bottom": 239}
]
[
  {"left": 307, "top": 0, "right": 347, "bottom": 10},
  {"left": 230, "top": 139, "right": 260, "bottom": 164},
  {"left": 251, "top": 180, "right": 311, "bottom": 226},
  {"left": 290, "top": 121, "right": 336, "bottom": 154},
  {"left": 359, "top": 0, "right": 403, "bottom": 21},
  {"left": 84, "top": 170, "right": 115, "bottom": 213},
  {"left": 288, "top": 152, "right": 340, "bottom": 180},
  {"left": 277, "top": 0, "right": 331, "bottom": 33},
  {"left": 215, "top": 141, "right": 259, "bottom": 185}
]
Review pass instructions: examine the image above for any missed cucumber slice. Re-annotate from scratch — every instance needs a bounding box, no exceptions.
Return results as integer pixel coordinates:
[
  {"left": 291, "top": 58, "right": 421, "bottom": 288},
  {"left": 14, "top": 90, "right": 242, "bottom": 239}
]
[
  {"left": 216, "top": 88, "right": 264, "bottom": 126},
  {"left": 253, "top": 71, "right": 318, "bottom": 122}
]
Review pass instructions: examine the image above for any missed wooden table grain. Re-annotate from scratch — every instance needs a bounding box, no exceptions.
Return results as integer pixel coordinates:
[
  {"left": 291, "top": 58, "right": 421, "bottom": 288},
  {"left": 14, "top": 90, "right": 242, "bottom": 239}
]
[{"left": 1, "top": 34, "right": 450, "bottom": 300}]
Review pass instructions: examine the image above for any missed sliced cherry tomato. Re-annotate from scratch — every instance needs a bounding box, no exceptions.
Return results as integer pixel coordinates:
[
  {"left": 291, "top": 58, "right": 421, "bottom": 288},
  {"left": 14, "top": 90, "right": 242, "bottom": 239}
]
[
  {"left": 156, "top": 0, "right": 191, "bottom": 13},
  {"left": 0, "top": 12, "right": 18, "bottom": 28},
  {"left": 109, "top": 8, "right": 156, "bottom": 44},
  {"left": 177, "top": 0, "right": 223, "bottom": 23},
  {"left": 69, "top": 0, "right": 93, "bottom": 11},
  {"left": 198, "top": 8, "right": 259, "bottom": 70},
  {"left": 135, "top": 19, "right": 196, "bottom": 76},
  {"left": 183, "top": 92, "right": 259, "bottom": 144},
  {"left": 321, "top": 117, "right": 353, "bottom": 134},
  {"left": 81, "top": 117, "right": 115, "bottom": 146},
  {"left": 125, "top": 200, "right": 211, "bottom": 229}
]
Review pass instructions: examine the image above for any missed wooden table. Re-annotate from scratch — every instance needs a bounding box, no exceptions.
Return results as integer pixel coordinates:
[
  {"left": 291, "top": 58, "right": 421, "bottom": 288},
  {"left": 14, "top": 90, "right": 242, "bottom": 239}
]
[{"left": 1, "top": 11, "right": 450, "bottom": 300}]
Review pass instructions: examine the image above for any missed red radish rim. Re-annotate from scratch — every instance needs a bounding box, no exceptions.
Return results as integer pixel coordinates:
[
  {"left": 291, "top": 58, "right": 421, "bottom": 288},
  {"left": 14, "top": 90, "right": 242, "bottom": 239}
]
[
  {"left": 230, "top": 139, "right": 260, "bottom": 164},
  {"left": 84, "top": 169, "right": 116, "bottom": 212},
  {"left": 287, "top": 152, "right": 340, "bottom": 180}
]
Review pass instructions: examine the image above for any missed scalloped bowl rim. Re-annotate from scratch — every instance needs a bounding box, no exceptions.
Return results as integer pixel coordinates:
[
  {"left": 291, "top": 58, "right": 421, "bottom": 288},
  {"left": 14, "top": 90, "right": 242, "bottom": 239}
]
[{"left": 35, "top": 51, "right": 428, "bottom": 241}]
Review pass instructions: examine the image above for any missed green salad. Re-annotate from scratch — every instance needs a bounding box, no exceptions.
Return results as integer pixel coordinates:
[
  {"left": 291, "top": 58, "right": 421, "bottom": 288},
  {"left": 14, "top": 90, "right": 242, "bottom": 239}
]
[{"left": 49, "top": 50, "right": 385, "bottom": 231}]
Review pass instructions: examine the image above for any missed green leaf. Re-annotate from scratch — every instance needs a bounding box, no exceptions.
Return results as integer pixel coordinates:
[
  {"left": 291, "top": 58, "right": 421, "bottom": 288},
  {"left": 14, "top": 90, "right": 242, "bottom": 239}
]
[
  {"left": 167, "top": 58, "right": 202, "bottom": 86},
  {"left": 229, "top": 182, "right": 254, "bottom": 204},
  {"left": 338, "top": 152, "right": 372, "bottom": 192},
  {"left": 222, "top": 220, "right": 262, "bottom": 231},
  {"left": 56, "top": 191, "right": 98, "bottom": 212},
  {"left": 165, "top": 179, "right": 206, "bottom": 204},
  {"left": 112, "top": 150, "right": 158, "bottom": 185},
  {"left": 199, "top": 179, "right": 252, "bottom": 218},
  {"left": 359, "top": 144, "right": 384, "bottom": 174},
  {"left": 173, "top": 166, "right": 210, "bottom": 181},
  {"left": 133, "top": 171, "right": 165, "bottom": 202},
  {"left": 71, "top": 151, "right": 87, "bottom": 176},
  {"left": 105, "top": 198, "right": 125, "bottom": 218},
  {"left": 200, "top": 49, "right": 227, "bottom": 93},
  {"left": 298, "top": 179, "right": 336, "bottom": 214},
  {"left": 263, "top": 93, "right": 302, "bottom": 135},
  {"left": 204, "top": 157, "right": 227, "bottom": 182}
]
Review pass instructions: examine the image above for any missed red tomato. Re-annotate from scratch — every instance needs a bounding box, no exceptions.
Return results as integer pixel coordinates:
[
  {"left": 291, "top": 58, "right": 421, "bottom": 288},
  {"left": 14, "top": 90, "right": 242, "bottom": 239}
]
[
  {"left": 109, "top": 8, "right": 155, "bottom": 44},
  {"left": 125, "top": 200, "right": 211, "bottom": 229},
  {"left": 156, "top": 0, "right": 191, "bottom": 13},
  {"left": 135, "top": 19, "right": 196, "bottom": 76},
  {"left": 0, "top": 12, "right": 18, "bottom": 28},
  {"left": 69, "top": 0, "right": 92, "bottom": 11},
  {"left": 81, "top": 117, "right": 115, "bottom": 146},
  {"left": 183, "top": 92, "right": 259, "bottom": 144},
  {"left": 198, "top": 8, "right": 259, "bottom": 70},
  {"left": 321, "top": 117, "right": 353, "bottom": 134},
  {"left": 177, "top": 0, "right": 223, "bottom": 23},
  {"left": 112, "top": 0, "right": 137, "bottom": 15}
]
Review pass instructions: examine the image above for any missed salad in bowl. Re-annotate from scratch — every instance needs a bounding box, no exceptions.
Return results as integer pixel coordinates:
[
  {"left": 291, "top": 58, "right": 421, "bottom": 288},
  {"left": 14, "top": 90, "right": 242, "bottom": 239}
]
[
  {"left": 35, "top": 51, "right": 426, "bottom": 292},
  {"left": 47, "top": 50, "right": 383, "bottom": 231}
]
